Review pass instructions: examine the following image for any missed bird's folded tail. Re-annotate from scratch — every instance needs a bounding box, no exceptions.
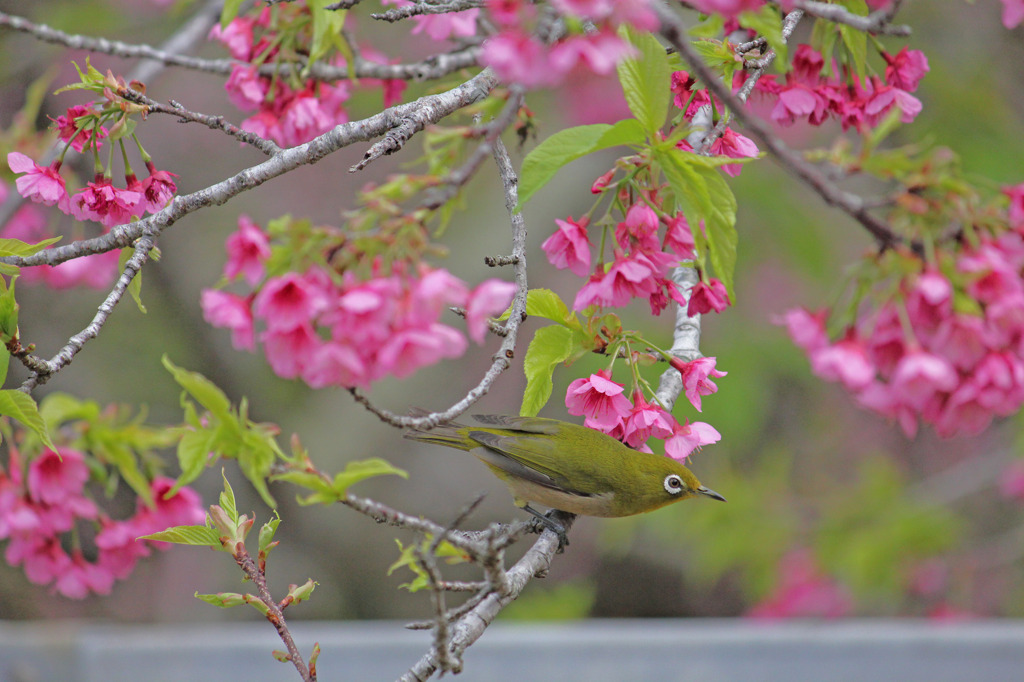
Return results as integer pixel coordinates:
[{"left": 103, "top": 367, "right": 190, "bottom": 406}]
[{"left": 403, "top": 412, "right": 475, "bottom": 451}]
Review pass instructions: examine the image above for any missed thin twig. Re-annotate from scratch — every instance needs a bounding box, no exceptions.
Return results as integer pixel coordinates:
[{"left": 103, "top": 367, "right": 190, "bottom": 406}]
[
  {"left": 656, "top": 4, "right": 905, "bottom": 251},
  {"left": 791, "top": 0, "right": 911, "bottom": 36},
  {"left": 348, "top": 127, "right": 529, "bottom": 430},
  {"left": 234, "top": 546, "right": 314, "bottom": 682},
  {"left": 371, "top": 0, "right": 485, "bottom": 22}
]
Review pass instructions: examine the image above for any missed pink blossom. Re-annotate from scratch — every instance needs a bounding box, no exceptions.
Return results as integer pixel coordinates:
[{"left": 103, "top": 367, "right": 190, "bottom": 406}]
[
  {"left": 790, "top": 44, "right": 825, "bottom": 84},
  {"left": 224, "top": 215, "right": 271, "bottom": 286},
  {"left": 776, "top": 308, "right": 828, "bottom": 353},
  {"left": 140, "top": 162, "right": 178, "bottom": 213},
  {"left": 465, "top": 279, "right": 516, "bottom": 343},
  {"left": 664, "top": 419, "right": 721, "bottom": 461},
  {"left": 541, "top": 216, "right": 592, "bottom": 277},
  {"left": 687, "top": 278, "right": 730, "bottom": 316},
  {"left": 747, "top": 549, "right": 852, "bottom": 619},
  {"left": 890, "top": 350, "right": 958, "bottom": 410},
  {"left": 663, "top": 214, "right": 695, "bottom": 259},
  {"left": 810, "top": 338, "right": 875, "bottom": 391},
  {"left": 864, "top": 80, "right": 922, "bottom": 126},
  {"left": 27, "top": 449, "right": 89, "bottom": 505},
  {"left": 548, "top": 32, "right": 634, "bottom": 77},
  {"left": 411, "top": 9, "right": 480, "bottom": 41},
  {"left": 882, "top": 48, "right": 929, "bottom": 92},
  {"left": 999, "top": 461, "right": 1024, "bottom": 502},
  {"left": 565, "top": 370, "right": 632, "bottom": 431},
  {"left": 208, "top": 14, "right": 259, "bottom": 60},
  {"left": 614, "top": 203, "right": 661, "bottom": 252},
  {"left": 45, "top": 251, "right": 120, "bottom": 290},
  {"left": 934, "top": 381, "right": 994, "bottom": 438},
  {"left": 303, "top": 340, "right": 367, "bottom": 388},
  {"left": 621, "top": 392, "right": 675, "bottom": 448},
  {"left": 225, "top": 65, "right": 269, "bottom": 111},
  {"left": 262, "top": 323, "right": 319, "bottom": 378},
  {"left": 707, "top": 128, "right": 759, "bottom": 177},
  {"left": 7, "top": 152, "right": 69, "bottom": 211},
  {"left": 375, "top": 323, "right": 467, "bottom": 379},
  {"left": 253, "top": 272, "right": 330, "bottom": 332},
  {"left": 201, "top": 289, "right": 255, "bottom": 350},
  {"left": 771, "top": 84, "right": 823, "bottom": 127},
  {"left": 573, "top": 253, "right": 659, "bottom": 310},
  {"left": 55, "top": 551, "right": 115, "bottom": 599},
  {"left": 672, "top": 356, "right": 727, "bottom": 412},
  {"left": 325, "top": 277, "right": 400, "bottom": 345},
  {"left": 591, "top": 169, "right": 616, "bottom": 194},
  {"left": 279, "top": 92, "right": 334, "bottom": 147},
  {"left": 70, "top": 178, "right": 145, "bottom": 227},
  {"left": 1000, "top": 0, "right": 1024, "bottom": 28},
  {"left": 1004, "top": 182, "right": 1024, "bottom": 228},
  {"left": 481, "top": 31, "right": 556, "bottom": 88},
  {"left": 409, "top": 268, "right": 469, "bottom": 323},
  {"left": 973, "top": 352, "right": 1024, "bottom": 415},
  {"left": 50, "top": 105, "right": 106, "bottom": 153}
]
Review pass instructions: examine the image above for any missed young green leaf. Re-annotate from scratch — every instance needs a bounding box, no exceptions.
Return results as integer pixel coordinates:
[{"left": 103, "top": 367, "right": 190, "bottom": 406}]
[
  {"left": 521, "top": 325, "right": 575, "bottom": 417},
  {"left": 142, "top": 525, "right": 222, "bottom": 547},
  {"left": 616, "top": 26, "right": 672, "bottom": 136},
  {"left": 162, "top": 356, "right": 234, "bottom": 423},
  {"left": 518, "top": 119, "right": 646, "bottom": 207},
  {"left": 0, "top": 390, "right": 55, "bottom": 451}
]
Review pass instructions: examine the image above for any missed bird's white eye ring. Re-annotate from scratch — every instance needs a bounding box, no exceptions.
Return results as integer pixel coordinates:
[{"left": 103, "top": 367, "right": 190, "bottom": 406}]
[{"left": 664, "top": 474, "right": 684, "bottom": 495}]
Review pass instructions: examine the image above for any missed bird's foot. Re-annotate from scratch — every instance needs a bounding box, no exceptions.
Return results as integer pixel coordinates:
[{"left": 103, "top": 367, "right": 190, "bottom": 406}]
[{"left": 524, "top": 505, "right": 569, "bottom": 552}]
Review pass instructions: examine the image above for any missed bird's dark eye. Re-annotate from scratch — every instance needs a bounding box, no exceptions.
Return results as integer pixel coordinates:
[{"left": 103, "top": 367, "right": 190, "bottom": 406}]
[{"left": 664, "top": 474, "right": 684, "bottom": 494}]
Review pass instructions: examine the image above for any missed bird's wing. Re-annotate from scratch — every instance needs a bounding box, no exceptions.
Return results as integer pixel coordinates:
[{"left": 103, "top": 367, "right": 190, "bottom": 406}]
[
  {"left": 467, "top": 430, "right": 598, "bottom": 496},
  {"left": 470, "top": 415, "right": 562, "bottom": 435}
]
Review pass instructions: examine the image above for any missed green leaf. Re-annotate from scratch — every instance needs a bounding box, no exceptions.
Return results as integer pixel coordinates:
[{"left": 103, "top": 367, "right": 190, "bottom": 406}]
[
  {"left": 0, "top": 390, "right": 54, "bottom": 451},
  {"left": 307, "top": 0, "right": 348, "bottom": 67},
  {"left": 525, "top": 289, "right": 576, "bottom": 326},
  {"left": 518, "top": 120, "right": 646, "bottom": 207},
  {"left": 521, "top": 325, "right": 575, "bottom": 417},
  {"left": 0, "top": 343, "right": 9, "bottom": 388},
  {"left": 616, "top": 26, "right": 672, "bottom": 136},
  {"left": 119, "top": 247, "right": 146, "bottom": 314},
  {"left": 657, "top": 149, "right": 738, "bottom": 297},
  {"left": 332, "top": 458, "right": 408, "bottom": 496},
  {"left": 174, "top": 427, "right": 217, "bottom": 490},
  {"left": 259, "top": 513, "right": 281, "bottom": 555},
  {"left": 238, "top": 431, "right": 278, "bottom": 508},
  {"left": 836, "top": 0, "right": 869, "bottom": 78},
  {"left": 0, "top": 236, "right": 62, "bottom": 258},
  {"left": 194, "top": 589, "right": 252, "bottom": 606},
  {"left": 141, "top": 525, "right": 221, "bottom": 547},
  {"left": 219, "top": 0, "right": 245, "bottom": 29},
  {"left": 0, "top": 276, "right": 19, "bottom": 341},
  {"left": 219, "top": 471, "right": 239, "bottom": 524},
  {"left": 162, "top": 356, "right": 234, "bottom": 422},
  {"left": 271, "top": 470, "right": 335, "bottom": 496},
  {"left": 739, "top": 6, "right": 787, "bottom": 65}
]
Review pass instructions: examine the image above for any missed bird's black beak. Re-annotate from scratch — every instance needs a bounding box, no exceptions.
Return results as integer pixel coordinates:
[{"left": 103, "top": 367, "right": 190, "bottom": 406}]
[{"left": 697, "top": 485, "right": 726, "bottom": 502}]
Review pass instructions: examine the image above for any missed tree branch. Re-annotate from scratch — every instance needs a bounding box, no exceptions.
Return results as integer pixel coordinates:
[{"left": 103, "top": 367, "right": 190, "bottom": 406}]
[
  {"left": 348, "top": 125, "right": 529, "bottom": 430},
  {"left": 656, "top": 4, "right": 905, "bottom": 251},
  {"left": 791, "top": 0, "right": 911, "bottom": 36}
]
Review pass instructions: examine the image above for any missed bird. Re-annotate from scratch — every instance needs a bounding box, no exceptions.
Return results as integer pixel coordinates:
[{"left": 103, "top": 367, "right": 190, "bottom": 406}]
[{"left": 404, "top": 414, "right": 725, "bottom": 544}]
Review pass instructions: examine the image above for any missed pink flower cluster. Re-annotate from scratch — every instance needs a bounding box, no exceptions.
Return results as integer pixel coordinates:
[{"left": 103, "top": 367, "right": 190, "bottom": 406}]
[
  {"left": 752, "top": 45, "right": 927, "bottom": 132},
  {"left": 381, "top": 0, "right": 480, "bottom": 41},
  {"left": 8, "top": 151, "right": 177, "bottom": 229},
  {"left": 480, "top": 0, "right": 654, "bottom": 88},
  {"left": 671, "top": 71, "right": 760, "bottom": 177},
  {"left": 682, "top": 0, "right": 893, "bottom": 18},
  {"left": 565, "top": 369, "right": 722, "bottom": 460},
  {"left": 747, "top": 549, "right": 852, "bottom": 619},
  {"left": 202, "top": 216, "right": 516, "bottom": 388},
  {"left": 781, "top": 184, "right": 1024, "bottom": 438},
  {"left": 541, "top": 202, "right": 730, "bottom": 316},
  {"left": 210, "top": 8, "right": 407, "bottom": 147},
  {"left": 0, "top": 448, "right": 204, "bottom": 599}
]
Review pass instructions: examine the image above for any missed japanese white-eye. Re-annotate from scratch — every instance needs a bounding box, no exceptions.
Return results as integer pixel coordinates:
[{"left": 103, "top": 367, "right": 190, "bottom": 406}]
[{"left": 405, "top": 415, "right": 724, "bottom": 533}]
